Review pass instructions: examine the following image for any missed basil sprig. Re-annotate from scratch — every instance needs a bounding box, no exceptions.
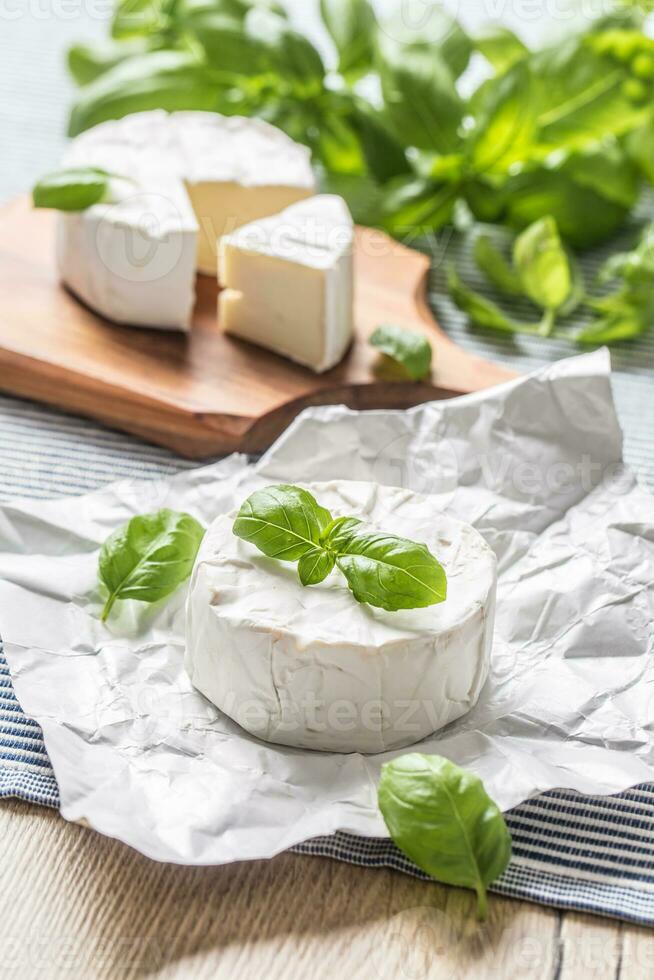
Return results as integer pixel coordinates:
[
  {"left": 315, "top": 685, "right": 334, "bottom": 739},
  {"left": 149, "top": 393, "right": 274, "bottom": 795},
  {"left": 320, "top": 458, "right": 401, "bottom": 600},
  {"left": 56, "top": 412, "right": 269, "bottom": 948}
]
[
  {"left": 62, "top": 5, "right": 654, "bottom": 257},
  {"left": 233, "top": 486, "right": 447, "bottom": 612},
  {"left": 378, "top": 754, "right": 512, "bottom": 921},
  {"left": 369, "top": 325, "right": 433, "bottom": 382},
  {"left": 449, "top": 217, "right": 584, "bottom": 338},
  {"left": 99, "top": 508, "right": 205, "bottom": 622}
]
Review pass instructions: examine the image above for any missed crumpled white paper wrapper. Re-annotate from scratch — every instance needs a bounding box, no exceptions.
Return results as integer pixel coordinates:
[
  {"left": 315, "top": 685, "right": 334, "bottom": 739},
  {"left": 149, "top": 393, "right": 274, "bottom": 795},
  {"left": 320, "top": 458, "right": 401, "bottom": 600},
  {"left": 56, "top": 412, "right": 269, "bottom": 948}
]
[{"left": 2, "top": 350, "right": 654, "bottom": 865}]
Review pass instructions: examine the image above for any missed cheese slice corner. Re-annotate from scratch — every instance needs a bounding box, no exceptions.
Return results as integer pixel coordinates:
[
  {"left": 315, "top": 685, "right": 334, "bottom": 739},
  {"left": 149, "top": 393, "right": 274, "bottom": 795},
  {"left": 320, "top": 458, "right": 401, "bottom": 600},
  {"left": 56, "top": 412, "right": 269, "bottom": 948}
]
[{"left": 218, "top": 195, "right": 355, "bottom": 373}]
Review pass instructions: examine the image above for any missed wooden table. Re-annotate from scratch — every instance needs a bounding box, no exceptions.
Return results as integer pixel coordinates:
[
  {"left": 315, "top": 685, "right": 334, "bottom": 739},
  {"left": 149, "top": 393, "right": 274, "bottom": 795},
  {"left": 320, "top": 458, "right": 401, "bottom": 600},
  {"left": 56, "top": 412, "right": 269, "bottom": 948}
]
[{"left": 1, "top": 799, "right": 652, "bottom": 979}]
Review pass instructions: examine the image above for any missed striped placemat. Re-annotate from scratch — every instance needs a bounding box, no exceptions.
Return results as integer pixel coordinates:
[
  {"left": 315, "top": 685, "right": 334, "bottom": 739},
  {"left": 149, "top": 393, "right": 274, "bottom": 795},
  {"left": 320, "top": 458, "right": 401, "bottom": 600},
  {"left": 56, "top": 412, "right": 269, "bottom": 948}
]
[{"left": 2, "top": 393, "right": 654, "bottom": 927}]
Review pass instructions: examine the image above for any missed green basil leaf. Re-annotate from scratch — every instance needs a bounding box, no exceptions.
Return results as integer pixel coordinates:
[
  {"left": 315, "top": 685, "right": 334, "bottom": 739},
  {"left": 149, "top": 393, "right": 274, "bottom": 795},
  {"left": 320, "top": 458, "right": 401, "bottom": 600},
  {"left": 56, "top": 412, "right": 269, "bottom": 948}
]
[
  {"left": 473, "top": 233, "right": 522, "bottom": 296},
  {"left": 499, "top": 166, "right": 629, "bottom": 249},
  {"left": 626, "top": 118, "right": 654, "bottom": 184},
  {"left": 112, "top": 0, "right": 172, "bottom": 39},
  {"left": 68, "top": 38, "right": 153, "bottom": 86},
  {"left": 513, "top": 216, "right": 572, "bottom": 313},
  {"left": 556, "top": 142, "right": 639, "bottom": 210},
  {"left": 469, "top": 34, "right": 651, "bottom": 178},
  {"left": 233, "top": 485, "right": 333, "bottom": 563},
  {"left": 475, "top": 26, "right": 528, "bottom": 73},
  {"left": 325, "top": 521, "right": 447, "bottom": 612},
  {"left": 317, "top": 169, "right": 385, "bottom": 227},
  {"left": 33, "top": 167, "right": 114, "bottom": 212},
  {"left": 298, "top": 548, "right": 335, "bottom": 586},
  {"left": 348, "top": 99, "right": 411, "bottom": 183},
  {"left": 320, "top": 0, "right": 376, "bottom": 81},
  {"left": 99, "top": 509, "right": 205, "bottom": 622},
  {"left": 184, "top": 12, "right": 274, "bottom": 76},
  {"left": 377, "top": 34, "right": 464, "bottom": 154},
  {"left": 68, "top": 51, "right": 218, "bottom": 136},
  {"left": 378, "top": 2, "right": 471, "bottom": 79},
  {"left": 248, "top": 10, "right": 324, "bottom": 88},
  {"left": 378, "top": 754, "right": 512, "bottom": 921},
  {"left": 578, "top": 296, "right": 650, "bottom": 344},
  {"left": 447, "top": 266, "right": 538, "bottom": 336},
  {"left": 380, "top": 176, "right": 458, "bottom": 238},
  {"left": 369, "top": 324, "right": 432, "bottom": 381}
]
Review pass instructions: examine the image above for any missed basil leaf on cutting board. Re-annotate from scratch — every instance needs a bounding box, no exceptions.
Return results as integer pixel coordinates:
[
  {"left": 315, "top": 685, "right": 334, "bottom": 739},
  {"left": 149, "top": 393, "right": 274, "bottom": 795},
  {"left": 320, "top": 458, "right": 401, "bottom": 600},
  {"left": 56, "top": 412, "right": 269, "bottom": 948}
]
[
  {"left": 233, "top": 487, "right": 447, "bottom": 613},
  {"left": 369, "top": 325, "right": 433, "bottom": 381},
  {"left": 378, "top": 753, "right": 512, "bottom": 921},
  {"left": 99, "top": 509, "right": 206, "bottom": 622}
]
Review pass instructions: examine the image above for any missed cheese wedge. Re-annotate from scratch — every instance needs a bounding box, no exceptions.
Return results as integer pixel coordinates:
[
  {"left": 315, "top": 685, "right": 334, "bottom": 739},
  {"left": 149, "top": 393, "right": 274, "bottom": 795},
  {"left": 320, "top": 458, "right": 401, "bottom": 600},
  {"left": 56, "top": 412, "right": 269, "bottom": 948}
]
[
  {"left": 63, "top": 110, "right": 316, "bottom": 276},
  {"left": 185, "top": 480, "right": 497, "bottom": 753},
  {"left": 56, "top": 181, "right": 198, "bottom": 331},
  {"left": 218, "top": 195, "right": 355, "bottom": 372}
]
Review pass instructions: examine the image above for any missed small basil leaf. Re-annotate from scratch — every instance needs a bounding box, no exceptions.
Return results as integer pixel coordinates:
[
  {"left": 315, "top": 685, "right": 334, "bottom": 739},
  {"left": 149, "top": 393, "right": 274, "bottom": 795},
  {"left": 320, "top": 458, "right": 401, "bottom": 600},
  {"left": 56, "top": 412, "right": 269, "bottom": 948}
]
[
  {"left": 33, "top": 168, "right": 113, "bottom": 212},
  {"left": 320, "top": 0, "right": 376, "bottom": 81},
  {"left": 327, "top": 521, "right": 447, "bottom": 612},
  {"left": 447, "top": 266, "right": 538, "bottom": 336},
  {"left": 378, "top": 754, "right": 512, "bottom": 921},
  {"left": 184, "top": 13, "right": 274, "bottom": 75},
  {"left": 513, "top": 216, "right": 572, "bottom": 313},
  {"left": 233, "top": 485, "right": 333, "bottom": 563},
  {"left": 377, "top": 34, "right": 464, "bottom": 154},
  {"left": 473, "top": 234, "right": 522, "bottom": 296},
  {"left": 248, "top": 10, "right": 324, "bottom": 88},
  {"left": 475, "top": 26, "right": 528, "bottom": 73},
  {"left": 380, "top": 176, "right": 458, "bottom": 238},
  {"left": 369, "top": 325, "right": 432, "bottom": 381},
  {"left": 67, "top": 38, "right": 153, "bottom": 86},
  {"left": 379, "top": 2, "right": 471, "bottom": 79},
  {"left": 99, "top": 509, "right": 205, "bottom": 622},
  {"left": 298, "top": 548, "right": 335, "bottom": 586}
]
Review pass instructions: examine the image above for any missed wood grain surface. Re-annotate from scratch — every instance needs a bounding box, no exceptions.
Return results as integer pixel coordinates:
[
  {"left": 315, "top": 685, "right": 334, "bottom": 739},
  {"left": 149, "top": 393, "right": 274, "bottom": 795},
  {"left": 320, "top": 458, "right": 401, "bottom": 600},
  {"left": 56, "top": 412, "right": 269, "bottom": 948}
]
[
  {"left": 0, "top": 798, "right": 651, "bottom": 980},
  {"left": 0, "top": 197, "right": 513, "bottom": 459}
]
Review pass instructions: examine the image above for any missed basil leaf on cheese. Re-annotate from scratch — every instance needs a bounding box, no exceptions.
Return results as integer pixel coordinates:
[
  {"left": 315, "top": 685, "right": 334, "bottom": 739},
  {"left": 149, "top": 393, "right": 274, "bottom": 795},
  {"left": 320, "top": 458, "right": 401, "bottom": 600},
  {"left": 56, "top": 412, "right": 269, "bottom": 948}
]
[
  {"left": 99, "top": 509, "right": 205, "bottom": 622},
  {"left": 33, "top": 168, "right": 115, "bottom": 212},
  {"left": 378, "top": 754, "right": 512, "bottom": 921},
  {"left": 233, "top": 485, "right": 333, "bottom": 563},
  {"left": 234, "top": 489, "right": 448, "bottom": 612},
  {"left": 370, "top": 324, "right": 433, "bottom": 381},
  {"left": 298, "top": 548, "right": 335, "bottom": 586},
  {"left": 326, "top": 519, "right": 447, "bottom": 612}
]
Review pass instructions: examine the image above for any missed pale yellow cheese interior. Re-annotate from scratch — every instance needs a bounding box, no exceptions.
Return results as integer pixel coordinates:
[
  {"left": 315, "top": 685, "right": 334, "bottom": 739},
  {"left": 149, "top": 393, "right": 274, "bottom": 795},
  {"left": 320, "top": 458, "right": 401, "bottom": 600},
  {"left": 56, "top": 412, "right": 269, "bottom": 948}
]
[
  {"left": 186, "top": 181, "right": 315, "bottom": 276},
  {"left": 219, "top": 244, "right": 327, "bottom": 368}
]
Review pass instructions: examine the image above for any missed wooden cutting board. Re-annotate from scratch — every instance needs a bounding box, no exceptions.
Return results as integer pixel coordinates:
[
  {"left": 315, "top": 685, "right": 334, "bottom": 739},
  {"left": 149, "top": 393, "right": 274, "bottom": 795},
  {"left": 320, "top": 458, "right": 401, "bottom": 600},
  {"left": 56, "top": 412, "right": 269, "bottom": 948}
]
[{"left": 0, "top": 196, "right": 513, "bottom": 458}]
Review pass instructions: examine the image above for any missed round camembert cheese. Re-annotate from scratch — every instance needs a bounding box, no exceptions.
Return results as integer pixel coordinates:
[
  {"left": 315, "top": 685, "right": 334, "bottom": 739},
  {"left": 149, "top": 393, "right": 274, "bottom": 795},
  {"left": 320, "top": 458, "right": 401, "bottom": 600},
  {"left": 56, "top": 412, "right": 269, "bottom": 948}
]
[{"left": 185, "top": 481, "right": 497, "bottom": 753}]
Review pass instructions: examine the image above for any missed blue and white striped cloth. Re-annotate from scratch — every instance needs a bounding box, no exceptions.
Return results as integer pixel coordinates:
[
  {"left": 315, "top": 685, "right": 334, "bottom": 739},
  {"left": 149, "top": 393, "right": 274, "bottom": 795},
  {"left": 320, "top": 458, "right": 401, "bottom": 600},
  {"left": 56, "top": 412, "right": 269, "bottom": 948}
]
[{"left": 2, "top": 394, "right": 654, "bottom": 927}]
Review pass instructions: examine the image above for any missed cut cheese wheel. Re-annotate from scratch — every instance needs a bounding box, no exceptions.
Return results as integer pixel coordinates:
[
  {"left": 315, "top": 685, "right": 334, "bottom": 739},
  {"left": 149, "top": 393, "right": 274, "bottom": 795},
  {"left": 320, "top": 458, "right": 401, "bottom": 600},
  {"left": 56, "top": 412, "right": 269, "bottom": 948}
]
[
  {"left": 185, "top": 480, "right": 497, "bottom": 753},
  {"left": 63, "top": 110, "right": 316, "bottom": 277}
]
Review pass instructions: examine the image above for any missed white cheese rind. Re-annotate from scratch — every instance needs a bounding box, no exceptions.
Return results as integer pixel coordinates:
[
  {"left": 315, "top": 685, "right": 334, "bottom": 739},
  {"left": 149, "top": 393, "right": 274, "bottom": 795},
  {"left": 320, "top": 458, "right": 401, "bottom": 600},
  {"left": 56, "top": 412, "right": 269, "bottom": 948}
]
[
  {"left": 56, "top": 181, "right": 198, "bottom": 331},
  {"left": 64, "top": 110, "right": 316, "bottom": 275},
  {"left": 218, "top": 195, "right": 354, "bottom": 373},
  {"left": 185, "top": 481, "right": 497, "bottom": 753}
]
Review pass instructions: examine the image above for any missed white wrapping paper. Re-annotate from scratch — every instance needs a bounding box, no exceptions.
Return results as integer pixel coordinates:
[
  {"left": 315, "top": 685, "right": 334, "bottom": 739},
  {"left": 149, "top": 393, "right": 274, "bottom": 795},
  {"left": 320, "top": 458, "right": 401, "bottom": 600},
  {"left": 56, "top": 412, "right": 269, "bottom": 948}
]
[{"left": 1, "top": 350, "right": 654, "bottom": 865}]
